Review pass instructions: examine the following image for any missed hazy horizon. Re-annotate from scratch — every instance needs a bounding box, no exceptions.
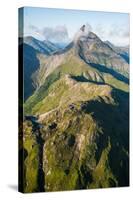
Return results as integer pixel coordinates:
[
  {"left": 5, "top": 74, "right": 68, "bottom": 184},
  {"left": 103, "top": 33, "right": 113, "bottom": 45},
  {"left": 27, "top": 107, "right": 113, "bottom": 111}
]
[{"left": 19, "top": 7, "right": 130, "bottom": 46}]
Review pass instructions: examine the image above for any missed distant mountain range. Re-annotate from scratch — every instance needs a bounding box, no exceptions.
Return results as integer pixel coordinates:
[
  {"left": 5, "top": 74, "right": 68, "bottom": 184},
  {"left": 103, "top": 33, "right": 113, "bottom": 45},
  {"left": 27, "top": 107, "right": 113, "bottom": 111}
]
[
  {"left": 19, "top": 25, "right": 129, "bottom": 192},
  {"left": 23, "top": 36, "right": 60, "bottom": 55}
]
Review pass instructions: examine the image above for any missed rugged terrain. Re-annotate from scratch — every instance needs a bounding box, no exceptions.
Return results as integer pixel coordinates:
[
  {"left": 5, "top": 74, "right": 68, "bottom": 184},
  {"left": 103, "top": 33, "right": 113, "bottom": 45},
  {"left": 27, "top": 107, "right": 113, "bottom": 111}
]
[{"left": 19, "top": 25, "right": 129, "bottom": 192}]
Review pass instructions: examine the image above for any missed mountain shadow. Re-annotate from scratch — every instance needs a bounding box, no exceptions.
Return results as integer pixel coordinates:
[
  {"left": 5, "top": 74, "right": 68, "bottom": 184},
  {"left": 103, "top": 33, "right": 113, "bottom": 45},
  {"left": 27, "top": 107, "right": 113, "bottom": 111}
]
[
  {"left": 19, "top": 43, "right": 40, "bottom": 101},
  {"left": 71, "top": 75, "right": 105, "bottom": 85},
  {"left": 89, "top": 63, "right": 129, "bottom": 84},
  {"left": 119, "top": 53, "right": 129, "bottom": 64},
  {"left": 29, "top": 117, "right": 45, "bottom": 192},
  {"left": 81, "top": 88, "right": 129, "bottom": 186},
  {"left": 78, "top": 50, "right": 129, "bottom": 85}
]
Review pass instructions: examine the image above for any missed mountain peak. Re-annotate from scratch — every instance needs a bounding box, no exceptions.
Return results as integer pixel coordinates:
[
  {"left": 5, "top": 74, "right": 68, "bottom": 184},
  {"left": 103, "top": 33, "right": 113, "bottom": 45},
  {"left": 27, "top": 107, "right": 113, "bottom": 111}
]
[
  {"left": 80, "top": 24, "right": 86, "bottom": 32},
  {"left": 74, "top": 24, "right": 92, "bottom": 43},
  {"left": 87, "top": 31, "right": 99, "bottom": 39}
]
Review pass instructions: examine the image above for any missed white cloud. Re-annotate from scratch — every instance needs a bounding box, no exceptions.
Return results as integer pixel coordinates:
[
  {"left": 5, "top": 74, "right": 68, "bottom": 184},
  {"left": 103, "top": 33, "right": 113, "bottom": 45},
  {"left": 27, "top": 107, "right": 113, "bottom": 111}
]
[
  {"left": 74, "top": 23, "right": 92, "bottom": 43},
  {"left": 28, "top": 25, "right": 69, "bottom": 43},
  {"left": 94, "top": 23, "right": 129, "bottom": 46},
  {"left": 27, "top": 22, "right": 129, "bottom": 46}
]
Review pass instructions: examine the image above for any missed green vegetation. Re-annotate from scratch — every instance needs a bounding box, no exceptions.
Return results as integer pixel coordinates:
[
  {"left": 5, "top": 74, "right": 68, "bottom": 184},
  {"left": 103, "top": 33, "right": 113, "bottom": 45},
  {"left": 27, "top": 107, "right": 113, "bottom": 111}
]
[
  {"left": 24, "top": 53, "right": 128, "bottom": 115},
  {"left": 104, "top": 74, "right": 129, "bottom": 92},
  {"left": 24, "top": 69, "right": 61, "bottom": 114},
  {"left": 23, "top": 121, "right": 40, "bottom": 193},
  {"left": 24, "top": 145, "right": 39, "bottom": 192},
  {"left": 22, "top": 30, "right": 129, "bottom": 192},
  {"left": 36, "top": 91, "right": 128, "bottom": 191}
]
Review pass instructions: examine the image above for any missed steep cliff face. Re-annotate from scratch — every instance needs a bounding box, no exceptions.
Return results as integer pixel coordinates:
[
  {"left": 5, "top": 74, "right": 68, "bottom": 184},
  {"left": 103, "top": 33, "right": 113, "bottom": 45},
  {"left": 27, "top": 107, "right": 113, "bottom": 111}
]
[{"left": 77, "top": 32, "right": 128, "bottom": 76}]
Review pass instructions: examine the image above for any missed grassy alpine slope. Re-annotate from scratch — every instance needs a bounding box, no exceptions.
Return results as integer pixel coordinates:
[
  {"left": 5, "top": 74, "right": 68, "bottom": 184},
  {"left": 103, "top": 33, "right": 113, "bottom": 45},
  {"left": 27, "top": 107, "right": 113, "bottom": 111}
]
[
  {"left": 21, "top": 26, "right": 129, "bottom": 192},
  {"left": 24, "top": 52, "right": 128, "bottom": 114}
]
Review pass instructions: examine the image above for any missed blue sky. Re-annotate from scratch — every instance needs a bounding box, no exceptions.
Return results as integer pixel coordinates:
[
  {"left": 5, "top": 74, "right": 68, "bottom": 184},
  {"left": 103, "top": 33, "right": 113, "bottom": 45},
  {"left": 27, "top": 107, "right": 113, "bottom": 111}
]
[{"left": 20, "top": 7, "right": 129, "bottom": 46}]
